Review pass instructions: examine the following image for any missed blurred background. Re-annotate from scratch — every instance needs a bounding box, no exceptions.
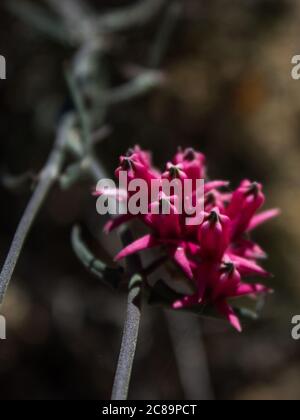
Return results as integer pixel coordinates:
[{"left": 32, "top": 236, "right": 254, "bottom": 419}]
[{"left": 0, "top": 0, "right": 299, "bottom": 400}]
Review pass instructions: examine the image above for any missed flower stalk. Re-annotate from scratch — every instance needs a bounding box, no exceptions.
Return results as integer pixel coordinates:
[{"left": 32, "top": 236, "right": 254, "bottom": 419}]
[{"left": 111, "top": 273, "right": 142, "bottom": 401}]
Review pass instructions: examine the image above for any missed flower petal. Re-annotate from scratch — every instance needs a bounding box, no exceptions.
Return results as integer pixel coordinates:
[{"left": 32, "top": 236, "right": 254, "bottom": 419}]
[
  {"left": 247, "top": 209, "right": 280, "bottom": 232},
  {"left": 217, "top": 301, "right": 242, "bottom": 332},
  {"left": 231, "top": 283, "right": 271, "bottom": 297},
  {"left": 173, "top": 294, "right": 198, "bottom": 309},
  {"left": 205, "top": 181, "right": 229, "bottom": 193},
  {"left": 169, "top": 246, "right": 194, "bottom": 280},
  {"left": 229, "top": 255, "right": 270, "bottom": 278},
  {"left": 115, "top": 234, "right": 159, "bottom": 261}
]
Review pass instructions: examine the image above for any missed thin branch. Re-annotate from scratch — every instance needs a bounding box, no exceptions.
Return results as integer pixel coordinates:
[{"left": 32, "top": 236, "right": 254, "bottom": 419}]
[
  {"left": 0, "top": 115, "right": 72, "bottom": 304},
  {"left": 149, "top": 0, "right": 182, "bottom": 68},
  {"left": 65, "top": 69, "right": 92, "bottom": 153},
  {"left": 5, "top": 0, "right": 69, "bottom": 45},
  {"left": 96, "top": 0, "right": 168, "bottom": 33},
  {"left": 46, "top": 0, "right": 93, "bottom": 25},
  {"left": 103, "top": 71, "right": 165, "bottom": 105},
  {"left": 46, "top": 0, "right": 95, "bottom": 43},
  {"left": 165, "top": 311, "right": 214, "bottom": 400}
]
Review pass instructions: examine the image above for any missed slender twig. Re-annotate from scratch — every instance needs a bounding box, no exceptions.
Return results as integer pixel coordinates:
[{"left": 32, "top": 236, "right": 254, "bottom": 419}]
[
  {"left": 5, "top": 0, "right": 69, "bottom": 45},
  {"left": 46, "top": 0, "right": 93, "bottom": 26},
  {"left": 0, "top": 115, "right": 73, "bottom": 304},
  {"left": 103, "top": 71, "right": 164, "bottom": 105},
  {"left": 65, "top": 70, "right": 92, "bottom": 153},
  {"left": 165, "top": 312, "right": 214, "bottom": 400},
  {"left": 149, "top": 0, "right": 182, "bottom": 68},
  {"left": 96, "top": 0, "right": 168, "bottom": 33},
  {"left": 46, "top": 0, "right": 95, "bottom": 43}
]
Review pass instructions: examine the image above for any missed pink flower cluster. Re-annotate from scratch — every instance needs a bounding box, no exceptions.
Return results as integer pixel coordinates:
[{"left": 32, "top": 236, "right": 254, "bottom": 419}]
[{"left": 105, "top": 146, "right": 279, "bottom": 332}]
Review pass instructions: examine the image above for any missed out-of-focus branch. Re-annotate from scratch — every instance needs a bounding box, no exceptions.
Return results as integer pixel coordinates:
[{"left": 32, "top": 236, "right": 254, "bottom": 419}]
[
  {"left": 46, "top": 0, "right": 95, "bottom": 43},
  {"left": 165, "top": 312, "right": 214, "bottom": 400},
  {"left": 6, "top": 0, "right": 69, "bottom": 45},
  {"left": 149, "top": 0, "right": 182, "bottom": 68},
  {"left": 0, "top": 115, "right": 73, "bottom": 304},
  {"left": 46, "top": 0, "right": 93, "bottom": 25},
  {"left": 46, "top": 0, "right": 168, "bottom": 42},
  {"left": 96, "top": 0, "right": 168, "bottom": 33},
  {"left": 103, "top": 71, "right": 165, "bottom": 105}
]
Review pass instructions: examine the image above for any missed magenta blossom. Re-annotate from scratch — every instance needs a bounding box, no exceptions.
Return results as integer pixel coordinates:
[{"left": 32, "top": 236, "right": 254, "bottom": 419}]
[{"left": 102, "top": 146, "right": 279, "bottom": 332}]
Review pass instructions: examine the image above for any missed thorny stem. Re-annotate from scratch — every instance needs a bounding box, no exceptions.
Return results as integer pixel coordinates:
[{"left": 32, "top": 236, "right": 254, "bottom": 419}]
[{"left": 0, "top": 115, "right": 72, "bottom": 304}]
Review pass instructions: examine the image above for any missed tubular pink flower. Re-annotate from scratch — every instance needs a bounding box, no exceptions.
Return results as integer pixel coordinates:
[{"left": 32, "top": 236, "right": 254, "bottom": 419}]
[
  {"left": 116, "top": 149, "right": 160, "bottom": 187},
  {"left": 173, "top": 148, "right": 206, "bottom": 179},
  {"left": 173, "top": 262, "right": 271, "bottom": 331},
  {"left": 198, "top": 208, "right": 231, "bottom": 261},
  {"left": 212, "top": 263, "right": 241, "bottom": 300},
  {"left": 226, "top": 180, "right": 265, "bottom": 239}
]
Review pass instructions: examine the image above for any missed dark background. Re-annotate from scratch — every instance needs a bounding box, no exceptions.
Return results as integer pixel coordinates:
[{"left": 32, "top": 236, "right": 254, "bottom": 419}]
[{"left": 0, "top": 0, "right": 299, "bottom": 400}]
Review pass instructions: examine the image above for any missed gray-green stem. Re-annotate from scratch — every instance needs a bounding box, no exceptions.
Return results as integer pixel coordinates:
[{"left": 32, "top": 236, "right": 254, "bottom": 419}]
[
  {"left": 88, "top": 158, "right": 143, "bottom": 401},
  {"left": 0, "top": 115, "right": 72, "bottom": 304}
]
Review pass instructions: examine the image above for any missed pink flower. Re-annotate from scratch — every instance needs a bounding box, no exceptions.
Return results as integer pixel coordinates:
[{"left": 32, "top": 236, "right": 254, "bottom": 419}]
[
  {"left": 101, "top": 146, "right": 279, "bottom": 332},
  {"left": 173, "top": 261, "right": 271, "bottom": 332},
  {"left": 173, "top": 147, "right": 206, "bottom": 180},
  {"left": 116, "top": 147, "right": 160, "bottom": 187},
  {"left": 198, "top": 208, "right": 231, "bottom": 261},
  {"left": 226, "top": 180, "right": 265, "bottom": 239},
  {"left": 162, "top": 163, "right": 188, "bottom": 181}
]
